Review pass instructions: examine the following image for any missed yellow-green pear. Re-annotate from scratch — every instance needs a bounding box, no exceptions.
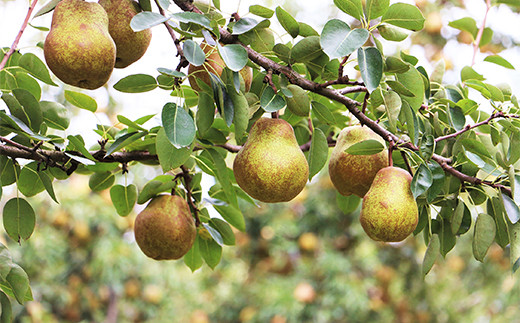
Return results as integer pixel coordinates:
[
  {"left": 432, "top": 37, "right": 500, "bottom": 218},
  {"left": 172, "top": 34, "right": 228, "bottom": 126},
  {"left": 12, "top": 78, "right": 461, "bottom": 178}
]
[
  {"left": 360, "top": 166, "right": 418, "bottom": 242},
  {"left": 134, "top": 195, "right": 196, "bottom": 260},
  {"left": 285, "top": 84, "right": 310, "bottom": 116},
  {"left": 99, "top": 0, "right": 152, "bottom": 68},
  {"left": 233, "top": 118, "right": 309, "bottom": 203},
  {"left": 44, "top": 0, "right": 116, "bottom": 89},
  {"left": 329, "top": 126, "right": 388, "bottom": 197}
]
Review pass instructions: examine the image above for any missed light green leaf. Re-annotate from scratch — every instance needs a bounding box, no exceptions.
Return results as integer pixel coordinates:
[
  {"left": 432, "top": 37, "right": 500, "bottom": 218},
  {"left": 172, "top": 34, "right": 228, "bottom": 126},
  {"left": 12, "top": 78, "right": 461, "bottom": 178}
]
[
  {"left": 130, "top": 11, "right": 169, "bottom": 32},
  {"left": 260, "top": 86, "right": 286, "bottom": 112},
  {"left": 422, "top": 234, "right": 440, "bottom": 276},
  {"left": 382, "top": 3, "right": 425, "bottom": 31},
  {"left": 307, "top": 128, "right": 328, "bottom": 181},
  {"left": 40, "top": 101, "right": 69, "bottom": 130},
  {"left": 484, "top": 55, "right": 515, "bottom": 69},
  {"left": 333, "top": 0, "right": 363, "bottom": 20},
  {"left": 249, "top": 5, "right": 274, "bottom": 18},
  {"left": 358, "top": 47, "right": 383, "bottom": 93},
  {"left": 213, "top": 204, "right": 245, "bottom": 232},
  {"left": 2, "top": 198, "right": 35, "bottom": 243},
  {"left": 472, "top": 213, "right": 496, "bottom": 262},
  {"left": 275, "top": 6, "right": 299, "bottom": 38},
  {"left": 217, "top": 43, "right": 248, "bottom": 72},
  {"left": 110, "top": 184, "right": 138, "bottom": 217},
  {"left": 183, "top": 39, "right": 206, "bottom": 66},
  {"left": 18, "top": 53, "right": 57, "bottom": 86},
  {"left": 64, "top": 90, "right": 97, "bottom": 112},
  {"left": 161, "top": 103, "right": 196, "bottom": 148},
  {"left": 366, "top": 0, "right": 390, "bottom": 20},
  {"left": 320, "top": 19, "right": 369, "bottom": 59},
  {"left": 114, "top": 74, "right": 158, "bottom": 93},
  {"left": 345, "top": 139, "right": 384, "bottom": 155}
]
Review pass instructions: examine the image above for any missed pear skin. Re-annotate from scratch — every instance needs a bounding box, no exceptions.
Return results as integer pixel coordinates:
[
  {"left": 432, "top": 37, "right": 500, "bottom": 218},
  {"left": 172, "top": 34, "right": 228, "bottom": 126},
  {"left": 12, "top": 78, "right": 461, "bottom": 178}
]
[
  {"left": 360, "top": 166, "right": 418, "bottom": 242},
  {"left": 134, "top": 195, "right": 196, "bottom": 260},
  {"left": 99, "top": 0, "right": 152, "bottom": 68},
  {"left": 44, "top": 0, "right": 116, "bottom": 89},
  {"left": 329, "top": 126, "right": 388, "bottom": 197},
  {"left": 188, "top": 43, "right": 252, "bottom": 93},
  {"left": 233, "top": 118, "right": 309, "bottom": 203}
]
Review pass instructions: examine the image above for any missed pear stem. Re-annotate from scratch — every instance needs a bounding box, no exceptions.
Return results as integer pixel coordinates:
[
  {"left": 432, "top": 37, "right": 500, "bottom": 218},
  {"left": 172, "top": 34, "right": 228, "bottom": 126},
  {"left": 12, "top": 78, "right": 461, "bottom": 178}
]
[
  {"left": 388, "top": 140, "right": 394, "bottom": 167},
  {"left": 0, "top": 0, "right": 38, "bottom": 71}
]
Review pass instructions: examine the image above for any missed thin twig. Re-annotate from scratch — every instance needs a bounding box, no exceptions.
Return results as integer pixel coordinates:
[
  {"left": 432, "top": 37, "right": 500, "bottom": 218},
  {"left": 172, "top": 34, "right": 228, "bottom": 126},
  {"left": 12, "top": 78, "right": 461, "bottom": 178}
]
[
  {"left": 435, "top": 111, "right": 513, "bottom": 142},
  {"left": 0, "top": 0, "right": 38, "bottom": 71},
  {"left": 338, "top": 86, "right": 368, "bottom": 95},
  {"left": 471, "top": 0, "right": 492, "bottom": 66}
]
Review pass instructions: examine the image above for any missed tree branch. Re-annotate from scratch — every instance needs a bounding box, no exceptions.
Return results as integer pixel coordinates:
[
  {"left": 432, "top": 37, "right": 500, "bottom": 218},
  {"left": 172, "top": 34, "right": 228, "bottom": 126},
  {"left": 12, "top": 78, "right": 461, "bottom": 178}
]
[
  {"left": 0, "top": 0, "right": 38, "bottom": 71},
  {"left": 434, "top": 111, "right": 511, "bottom": 142}
]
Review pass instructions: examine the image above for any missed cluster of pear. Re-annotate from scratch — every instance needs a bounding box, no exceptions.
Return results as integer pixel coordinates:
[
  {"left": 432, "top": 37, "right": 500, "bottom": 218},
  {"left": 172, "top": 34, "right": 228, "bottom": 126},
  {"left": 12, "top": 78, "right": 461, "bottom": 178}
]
[
  {"left": 44, "top": 0, "right": 152, "bottom": 90},
  {"left": 329, "top": 126, "right": 418, "bottom": 242}
]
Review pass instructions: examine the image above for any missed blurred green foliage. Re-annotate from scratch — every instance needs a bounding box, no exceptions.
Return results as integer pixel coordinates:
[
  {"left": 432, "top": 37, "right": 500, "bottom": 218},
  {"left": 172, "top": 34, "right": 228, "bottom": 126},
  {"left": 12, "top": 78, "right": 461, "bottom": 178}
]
[{"left": 3, "top": 173, "right": 519, "bottom": 323}]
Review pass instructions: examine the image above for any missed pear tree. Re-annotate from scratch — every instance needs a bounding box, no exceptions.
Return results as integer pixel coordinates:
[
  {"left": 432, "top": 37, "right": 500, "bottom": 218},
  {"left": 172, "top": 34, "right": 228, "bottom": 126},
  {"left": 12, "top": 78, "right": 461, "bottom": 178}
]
[{"left": 0, "top": 0, "right": 519, "bottom": 317}]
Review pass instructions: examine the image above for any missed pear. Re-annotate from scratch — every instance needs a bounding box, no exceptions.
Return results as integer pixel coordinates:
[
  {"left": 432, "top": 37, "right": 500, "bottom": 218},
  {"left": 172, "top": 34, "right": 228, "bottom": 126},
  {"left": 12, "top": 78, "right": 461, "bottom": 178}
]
[
  {"left": 134, "top": 195, "right": 196, "bottom": 260},
  {"left": 188, "top": 43, "right": 252, "bottom": 93},
  {"left": 360, "top": 166, "right": 418, "bottom": 242},
  {"left": 99, "top": 0, "right": 152, "bottom": 68},
  {"left": 233, "top": 117, "right": 309, "bottom": 203},
  {"left": 44, "top": 0, "right": 116, "bottom": 89},
  {"left": 285, "top": 84, "right": 310, "bottom": 116},
  {"left": 328, "top": 126, "right": 388, "bottom": 197}
]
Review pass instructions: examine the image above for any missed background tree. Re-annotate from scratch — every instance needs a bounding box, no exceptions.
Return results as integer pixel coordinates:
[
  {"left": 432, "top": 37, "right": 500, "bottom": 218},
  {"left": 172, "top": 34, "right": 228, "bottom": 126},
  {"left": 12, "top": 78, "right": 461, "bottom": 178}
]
[{"left": 0, "top": 0, "right": 519, "bottom": 321}]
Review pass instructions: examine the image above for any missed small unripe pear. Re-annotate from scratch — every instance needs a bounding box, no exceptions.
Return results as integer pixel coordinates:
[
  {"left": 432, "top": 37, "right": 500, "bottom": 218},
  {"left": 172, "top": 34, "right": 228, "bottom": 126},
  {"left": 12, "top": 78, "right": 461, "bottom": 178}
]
[
  {"left": 285, "top": 84, "right": 310, "bottom": 117},
  {"left": 360, "top": 166, "right": 418, "bottom": 242},
  {"left": 44, "top": 0, "right": 116, "bottom": 89},
  {"left": 329, "top": 126, "right": 388, "bottom": 197},
  {"left": 99, "top": 0, "right": 152, "bottom": 68},
  {"left": 134, "top": 195, "right": 196, "bottom": 260},
  {"left": 233, "top": 118, "right": 309, "bottom": 203}
]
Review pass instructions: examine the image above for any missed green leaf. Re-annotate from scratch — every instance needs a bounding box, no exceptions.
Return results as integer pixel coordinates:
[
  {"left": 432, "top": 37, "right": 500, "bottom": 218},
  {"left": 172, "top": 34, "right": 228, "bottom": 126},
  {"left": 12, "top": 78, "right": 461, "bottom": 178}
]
[
  {"left": 460, "top": 66, "right": 485, "bottom": 82},
  {"left": 366, "top": 0, "right": 390, "bottom": 20},
  {"left": 0, "top": 291, "right": 12, "bottom": 323},
  {"left": 116, "top": 115, "right": 147, "bottom": 131},
  {"left": 502, "top": 193, "right": 520, "bottom": 223},
  {"left": 130, "top": 11, "right": 169, "bottom": 31},
  {"left": 381, "top": 90, "right": 401, "bottom": 132},
  {"left": 249, "top": 5, "right": 274, "bottom": 18},
  {"left": 472, "top": 213, "right": 496, "bottom": 262},
  {"left": 426, "top": 162, "right": 444, "bottom": 203},
  {"left": 213, "top": 204, "right": 245, "bottom": 232},
  {"left": 183, "top": 39, "right": 206, "bottom": 66},
  {"left": 333, "top": 0, "right": 363, "bottom": 20},
  {"left": 307, "top": 128, "right": 328, "bottom": 181},
  {"left": 110, "top": 184, "right": 137, "bottom": 217},
  {"left": 336, "top": 193, "right": 361, "bottom": 214},
  {"left": 422, "top": 234, "right": 439, "bottom": 276},
  {"left": 67, "top": 135, "right": 95, "bottom": 160},
  {"left": 64, "top": 90, "right": 97, "bottom": 112},
  {"left": 291, "top": 36, "right": 323, "bottom": 62},
  {"left": 385, "top": 56, "right": 410, "bottom": 73},
  {"left": 137, "top": 176, "right": 177, "bottom": 204},
  {"left": 161, "top": 103, "right": 196, "bottom": 148},
  {"left": 184, "top": 236, "right": 203, "bottom": 272},
  {"left": 209, "top": 218, "right": 235, "bottom": 245},
  {"left": 88, "top": 172, "right": 115, "bottom": 192},
  {"left": 40, "top": 101, "right": 69, "bottom": 130},
  {"left": 448, "top": 17, "right": 477, "bottom": 38},
  {"left": 226, "top": 86, "right": 248, "bottom": 141},
  {"left": 345, "top": 139, "right": 384, "bottom": 155},
  {"left": 382, "top": 3, "right": 425, "bottom": 31},
  {"left": 358, "top": 47, "right": 383, "bottom": 93},
  {"left": 386, "top": 80, "right": 414, "bottom": 97},
  {"left": 232, "top": 17, "right": 261, "bottom": 34},
  {"left": 411, "top": 163, "right": 433, "bottom": 198},
  {"left": 275, "top": 6, "right": 299, "bottom": 38},
  {"left": 0, "top": 156, "right": 18, "bottom": 187},
  {"left": 11, "top": 89, "right": 43, "bottom": 132},
  {"left": 33, "top": 0, "right": 61, "bottom": 18},
  {"left": 260, "top": 86, "right": 286, "bottom": 112},
  {"left": 510, "top": 222, "right": 520, "bottom": 273},
  {"left": 377, "top": 24, "right": 409, "bottom": 41},
  {"left": 17, "top": 162, "right": 45, "bottom": 197},
  {"left": 311, "top": 101, "right": 336, "bottom": 125},
  {"left": 217, "top": 44, "right": 248, "bottom": 72},
  {"left": 439, "top": 214, "right": 456, "bottom": 257},
  {"left": 155, "top": 128, "right": 192, "bottom": 172},
  {"left": 320, "top": 19, "right": 369, "bottom": 59},
  {"left": 18, "top": 53, "right": 57, "bottom": 86},
  {"left": 38, "top": 170, "right": 58, "bottom": 203},
  {"left": 483, "top": 55, "right": 515, "bottom": 69},
  {"left": 207, "top": 148, "right": 239, "bottom": 209},
  {"left": 451, "top": 200, "right": 465, "bottom": 234},
  {"left": 196, "top": 92, "right": 215, "bottom": 136},
  {"left": 170, "top": 12, "right": 212, "bottom": 29},
  {"left": 449, "top": 106, "right": 465, "bottom": 131},
  {"left": 106, "top": 131, "right": 147, "bottom": 155},
  {"left": 114, "top": 74, "right": 158, "bottom": 93},
  {"left": 396, "top": 66, "right": 424, "bottom": 111},
  {"left": 15, "top": 72, "right": 41, "bottom": 100},
  {"left": 461, "top": 138, "right": 492, "bottom": 159},
  {"left": 4, "top": 265, "right": 30, "bottom": 304},
  {"left": 198, "top": 234, "right": 222, "bottom": 269},
  {"left": 2, "top": 198, "right": 35, "bottom": 243},
  {"left": 298, "top": 22, "right": 319, "bottom": 37}
]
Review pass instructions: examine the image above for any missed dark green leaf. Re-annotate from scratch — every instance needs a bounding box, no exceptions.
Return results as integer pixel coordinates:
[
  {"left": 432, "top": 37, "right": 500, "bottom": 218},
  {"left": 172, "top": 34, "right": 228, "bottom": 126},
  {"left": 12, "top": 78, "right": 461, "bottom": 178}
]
[
  {"left": 320, "top": 19, "right": 369, "bottom": 59},
  {"left": 64, "top": 90, "right": 97, "bottom": 112},
  {"left": 449, "top": 106, "right": 465, "bottom": 131},
  {"left": 2, "top": 198, "right": 35, "bottom": 242},
  {"left": 291, "top": 36, "right": 323, "bottom": 62},
  {"left": 198, "top": 234, "right": 222, "bottom": 269},
  {"left": 18, "top": 53, "right": 56, "bottom": 86},
  {"left": 232, "top": 17, "right": 260, "bottom": 34},
  {"left": 88, "top": 172, "right": 115, "bottom": 192},
  {"left": 15, "top": 72, "right": 41, "bottom": 100},
  {"left": 4, "top": 265, "right": 29, "bottom": 304},
  {"left": 184, "top": 235, "right": 203, "bottom": 272},
  {"left": 226, "top": 86, "right": 248, "bottom": 140},
  {"left": 137, "top": 176, "right": 177, "bottom": 204},
  {"left": 217, "top": 44, "right": 248, "bottom": 72},
  {"left": 396, "top": 66, "right": 425, "bottom": 111},
  {"left": 502, "top": 193, "right": 520, "bottom": 223},
  {"left": 67, "top": 135, "right": 95, "bottom": 160},
  {"left": 161, "top": 103, "right": 196, "bottom": 148},
  {"left": 426, "top": 161, "right": 445, "bottom": 203},
  {"left": 377, "top": 24, "right": 409, "bottom": 41},
  {"left": 11, "top": 89, "right": 43, "bottom": 132},
  {"left": 114, "top": 74, "right": 158, "bottom": 93},
  {"left": 110, "top": 184, "right": 138, "bottom": 217},
  {"left": 196, "top": 92, "right": 215, "bottom": 135},
  {"left": 260, "top": 86, "right": 286, "bottom": 112},
  {"left": 213, "top": 204, "right": 245, "bottom": 232},
  {"left": 307, "top": 128, "right": 328, "bottom": 180},
  {"left": 249, "top": 5, "right": 274, "bottom": 18},
  {"left": 155, "top": 128, "right": 192, "bottom": 172},
  {"left": 345, "top": 139, "right": 384, "bottom": 155},
  {"left": 382, "top": 3, "right": 425, "bottom": 31},
  {"left": 275, "top": 6, "right": 299, "bottom": 38},
  {"left": 472, "top": 213, "right": 496, "bottom": 262},
  {"left": 0, "top": 291, "right": 12, "bottom": 323},
  {"left": 411, "top": 163, "right": 433, "bottom": 198},
  {"left": 422, "top": 234, "right": 439, "bottom": 276},
  {"left": 17, "top": 162, "right": 45, "bottom": 197},
  {"left": 336, "top": 192, "right": 361, "bottom": 214},
  {"left": 510, "top": 222, "right": 520, "bottom": 273},
  {"left": 311, "top": 101, "right": 336, "bottom": 125},
  {"left": 183, "top": 39, "right": 206, "bottom": 66},
  {"left": 207, "top": 148, "right": 239, "bottom": 209},
  {"left": 461, "top": 138, "right": 492, "bottom": 159},
  {"left": 116, "top": 115, "right": 147, "bottom": 131},
  {"left": 358, "top": 47, "right": 383, "bottom": 93},
  {"left": 209, "top": 218, "right": 235, "bottom": 245},
  {"left": 130, "top": 11, "right": 169, "bottom": 32}
]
